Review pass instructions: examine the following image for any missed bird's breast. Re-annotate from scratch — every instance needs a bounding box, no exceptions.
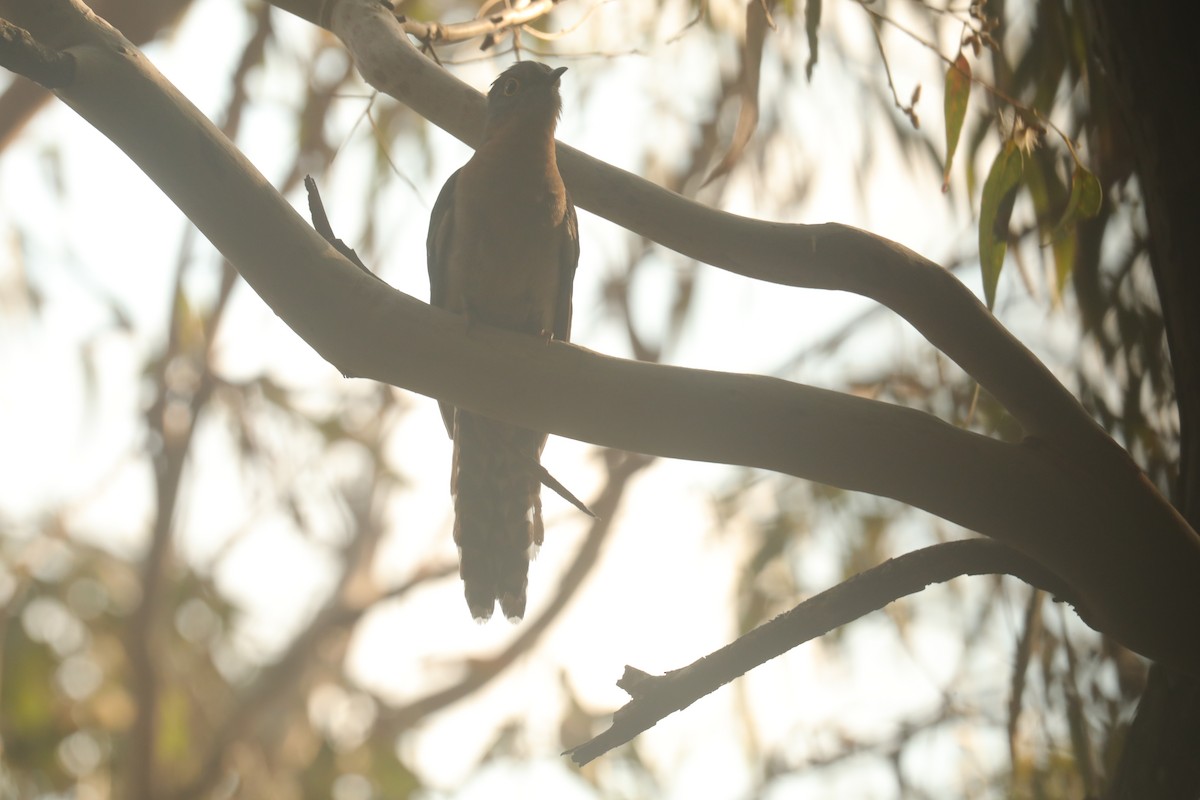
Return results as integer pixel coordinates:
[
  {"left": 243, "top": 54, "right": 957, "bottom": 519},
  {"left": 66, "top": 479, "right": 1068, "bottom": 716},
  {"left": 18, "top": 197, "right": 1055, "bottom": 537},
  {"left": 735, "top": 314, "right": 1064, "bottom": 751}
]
[{"left": 444, "top": 159, "right": 568, "bottom": 334}]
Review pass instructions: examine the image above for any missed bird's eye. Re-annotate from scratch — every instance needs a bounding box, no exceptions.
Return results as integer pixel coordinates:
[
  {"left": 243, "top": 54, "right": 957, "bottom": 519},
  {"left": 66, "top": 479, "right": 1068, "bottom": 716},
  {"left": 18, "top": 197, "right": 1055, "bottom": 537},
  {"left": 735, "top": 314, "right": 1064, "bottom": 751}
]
[{"left": 502, "top": 78, "right": 520, "bottom": 96}]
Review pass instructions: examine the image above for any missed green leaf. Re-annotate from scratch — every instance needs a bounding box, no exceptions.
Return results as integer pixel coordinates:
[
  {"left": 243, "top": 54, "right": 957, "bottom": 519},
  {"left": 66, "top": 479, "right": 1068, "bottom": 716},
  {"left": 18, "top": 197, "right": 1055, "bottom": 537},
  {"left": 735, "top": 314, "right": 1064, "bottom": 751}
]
[
  {"left": 1040, "top": 164, "right": 1101, "bottom": 295},
  {"left": 1046, "top": 163, "right": 1103, "bottom": 242},
  {"left": 1052, "top": 229, "right": 1077, "bottom": 302},
  {"left": 942, "top": 54, "right": 971, "bottom": 191},
  {"left": 1072, "top": 164, "right": 1102, "bottom": 218},
  {"left": 978, "top": 141, "right": 1024, "bottom": 309},
  {"left": 1020, "top": 151, "right": 1069, "bottom": 303}
]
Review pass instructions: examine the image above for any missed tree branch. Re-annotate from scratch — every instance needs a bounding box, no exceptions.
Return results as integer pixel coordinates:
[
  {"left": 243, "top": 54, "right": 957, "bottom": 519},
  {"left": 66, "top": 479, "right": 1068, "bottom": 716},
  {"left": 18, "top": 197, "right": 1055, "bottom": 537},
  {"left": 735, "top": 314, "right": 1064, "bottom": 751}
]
[
  {"left": 0, "top": 18, "right": 75, "bottom": 87},
  {"left": 565, "top": 538, "right": 1082, "bottom": 765},
  {"left": 268, "top": 0, "right": 565, "bottom": 48},
  {"left": 4, "top": 0, "right": 1199, "bottom": 674},
  {"left": 315, "top": 0, "right": 1098, "bottom": 456}
]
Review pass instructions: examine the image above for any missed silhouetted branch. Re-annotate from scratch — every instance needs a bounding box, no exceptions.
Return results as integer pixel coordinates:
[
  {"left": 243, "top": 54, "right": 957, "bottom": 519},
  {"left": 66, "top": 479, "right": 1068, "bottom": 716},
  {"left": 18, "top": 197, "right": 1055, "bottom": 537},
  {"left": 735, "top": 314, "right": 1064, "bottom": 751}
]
[
  {"left": 566, "top": 538, "right": 1081, "bottom": 764},
  {"left": 0, "top": 18, "right": 74, "bottom": 87}
]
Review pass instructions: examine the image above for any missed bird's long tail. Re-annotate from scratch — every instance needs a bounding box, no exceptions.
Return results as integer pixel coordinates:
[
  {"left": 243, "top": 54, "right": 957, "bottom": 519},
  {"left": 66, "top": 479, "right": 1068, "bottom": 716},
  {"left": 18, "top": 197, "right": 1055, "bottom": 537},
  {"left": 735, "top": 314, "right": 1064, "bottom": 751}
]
[{"left": 451, "top": 410, "right": 546, "bottom": 621}]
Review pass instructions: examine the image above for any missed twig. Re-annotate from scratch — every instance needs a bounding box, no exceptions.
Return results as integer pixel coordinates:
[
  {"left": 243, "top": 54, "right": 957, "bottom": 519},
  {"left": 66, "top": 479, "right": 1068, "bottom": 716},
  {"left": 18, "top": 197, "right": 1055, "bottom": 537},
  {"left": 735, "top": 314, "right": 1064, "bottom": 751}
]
[
  {"left": 869, "top": 13, "right": 920, "bottom": 129},
  {"left": 520, "top": 0, "right": 611, "bottom": 41},
  {"left": 666, "top": 0, "right": 707, "bottom": 44},
  {"left": 304, "top": 175, "right": 377, "bottom": 277},
  {"left": 399, "top": 0, "right": 565, "bottom": 49},
  {"left": 855, "top": 1, "right": 1077, "bottom": 153}
]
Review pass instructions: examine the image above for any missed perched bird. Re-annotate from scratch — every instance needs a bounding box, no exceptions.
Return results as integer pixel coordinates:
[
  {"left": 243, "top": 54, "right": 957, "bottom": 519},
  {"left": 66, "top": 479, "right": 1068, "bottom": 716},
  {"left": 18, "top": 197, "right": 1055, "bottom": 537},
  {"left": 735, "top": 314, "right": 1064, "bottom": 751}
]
[{"left": 426, "top": 62, "right": 579, "bottom": 621}]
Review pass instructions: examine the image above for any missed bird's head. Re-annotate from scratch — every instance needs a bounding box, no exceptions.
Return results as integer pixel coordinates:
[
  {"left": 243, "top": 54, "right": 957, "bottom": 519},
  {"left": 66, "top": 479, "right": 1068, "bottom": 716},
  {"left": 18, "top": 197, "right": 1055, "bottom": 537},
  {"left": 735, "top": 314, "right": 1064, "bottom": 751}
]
[{"left": 483, "top": 61, "right": 567, "bottom": 139}]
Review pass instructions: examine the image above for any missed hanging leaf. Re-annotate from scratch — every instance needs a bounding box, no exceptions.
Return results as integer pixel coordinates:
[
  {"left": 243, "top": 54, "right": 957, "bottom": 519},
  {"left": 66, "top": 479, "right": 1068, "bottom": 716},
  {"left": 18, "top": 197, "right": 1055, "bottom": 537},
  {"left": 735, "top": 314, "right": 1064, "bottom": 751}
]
[
  {"left": 1041, "top": 163, "right": 1101, "bottom": 295},
  {"left": 1052, "top": 229, "right": 1077, "bottom": 302},
  {"left": 942, "top": 53, "right": 971, "bottom": 192},
  {"left": 702, "top": 0, "right": 769, "bottom": 185},
  {"left": 979, "top": 141, "right": 1024, "bottom": 309},
  {"left": 1046, "top": 163, "right": 1103, "bottom": 242},
  {"left": 1075, "top": 167, "right": 1102, "bottom": 218},
  {"left": 805, "top": 0, "right": 822, "bottom": 80}
]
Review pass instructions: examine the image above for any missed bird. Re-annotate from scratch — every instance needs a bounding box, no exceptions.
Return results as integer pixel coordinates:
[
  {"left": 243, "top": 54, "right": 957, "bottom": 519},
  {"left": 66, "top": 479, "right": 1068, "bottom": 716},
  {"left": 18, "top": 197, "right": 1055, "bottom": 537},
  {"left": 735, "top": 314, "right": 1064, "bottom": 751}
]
[{"left": 426, "top": 62, "right": 579, "bottom": 622}]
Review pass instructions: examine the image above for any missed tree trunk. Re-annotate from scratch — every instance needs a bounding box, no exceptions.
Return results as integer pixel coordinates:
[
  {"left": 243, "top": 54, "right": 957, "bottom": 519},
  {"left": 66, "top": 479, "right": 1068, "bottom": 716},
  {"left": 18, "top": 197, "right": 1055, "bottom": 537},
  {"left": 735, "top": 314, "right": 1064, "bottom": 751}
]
[{"left": 1090, "top": 2, "right": 1200, "bottom": 797}]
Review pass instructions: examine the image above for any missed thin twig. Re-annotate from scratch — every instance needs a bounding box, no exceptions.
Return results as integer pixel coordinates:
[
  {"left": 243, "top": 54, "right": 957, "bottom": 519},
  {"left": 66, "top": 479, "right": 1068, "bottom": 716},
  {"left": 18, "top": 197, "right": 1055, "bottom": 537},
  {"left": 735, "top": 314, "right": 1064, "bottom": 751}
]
[
  {"left": 869, "top": 13, "right": 920, "bottom": 128},
  {"left": 400, "top": 0, "right": 564, "bottom": 48},
  {"left": 856, "top": 1, "right": 1077, "bottom": 154},
  {"left": 666, "top": 0, "right": 707, "bottom": 44},
  {"left": 520, "top": 0, "right": 611, "bottom": 41}
]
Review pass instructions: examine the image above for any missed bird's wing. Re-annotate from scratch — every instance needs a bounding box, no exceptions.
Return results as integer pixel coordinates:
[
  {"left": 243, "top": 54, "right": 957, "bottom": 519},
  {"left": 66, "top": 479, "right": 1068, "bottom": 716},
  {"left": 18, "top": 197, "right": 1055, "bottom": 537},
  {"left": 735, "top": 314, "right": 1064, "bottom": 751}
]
[
  {"left": 427, "top": 168, "right": 460, "bottom": 311},
  {"left": 427, "top": 168, "right": 461, "bottom": 437},
  {"left": 554, "top": 190, "right": 580, "bottom": 343}
]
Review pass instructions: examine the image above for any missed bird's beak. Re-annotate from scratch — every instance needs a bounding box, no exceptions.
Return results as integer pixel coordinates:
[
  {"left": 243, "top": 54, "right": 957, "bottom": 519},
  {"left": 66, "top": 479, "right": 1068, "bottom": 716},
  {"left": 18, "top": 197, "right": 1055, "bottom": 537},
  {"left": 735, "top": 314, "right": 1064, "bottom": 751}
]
[{"left": 550, "top": 66, "right": 568, "bottom": 84}]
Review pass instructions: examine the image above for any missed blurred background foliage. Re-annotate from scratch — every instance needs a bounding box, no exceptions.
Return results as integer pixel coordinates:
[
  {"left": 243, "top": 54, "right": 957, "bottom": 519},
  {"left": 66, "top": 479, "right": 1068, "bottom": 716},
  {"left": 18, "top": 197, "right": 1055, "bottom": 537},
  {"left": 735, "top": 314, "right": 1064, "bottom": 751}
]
[{"left": 0, "top": 0, "right": 1172, "bottom": 797}]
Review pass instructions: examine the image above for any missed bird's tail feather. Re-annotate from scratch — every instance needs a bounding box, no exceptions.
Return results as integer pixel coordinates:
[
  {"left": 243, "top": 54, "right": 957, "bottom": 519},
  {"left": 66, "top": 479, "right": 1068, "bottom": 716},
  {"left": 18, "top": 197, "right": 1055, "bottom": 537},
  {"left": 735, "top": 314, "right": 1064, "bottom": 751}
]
[{"left": 451, "top": 410, "right": 546, "bottom": 621}]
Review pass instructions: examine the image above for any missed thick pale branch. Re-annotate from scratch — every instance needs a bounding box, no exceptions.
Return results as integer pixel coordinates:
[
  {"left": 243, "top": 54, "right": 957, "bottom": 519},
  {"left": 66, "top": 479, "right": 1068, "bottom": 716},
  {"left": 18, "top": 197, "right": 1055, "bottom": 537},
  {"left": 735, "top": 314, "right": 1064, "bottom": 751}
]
[
  {"left": 276, "top": 2, "right": 1111, "bottom": 461},
  {"left": 322, "top": 0, "right": 1109, "bottom": 461},
  {"left": 6, "top": 0, "right": 1200, "bottom": 673},
  {"left": 0, "top": 17, "right": 75, "bottom": 87}
]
